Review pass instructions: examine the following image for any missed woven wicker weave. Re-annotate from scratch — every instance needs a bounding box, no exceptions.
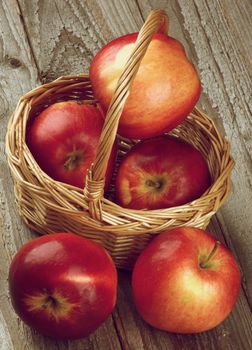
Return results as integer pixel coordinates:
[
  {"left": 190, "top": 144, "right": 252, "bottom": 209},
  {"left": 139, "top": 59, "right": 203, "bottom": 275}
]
[{"left": 6, "top": 10, "right": 234, "bottom": 269}]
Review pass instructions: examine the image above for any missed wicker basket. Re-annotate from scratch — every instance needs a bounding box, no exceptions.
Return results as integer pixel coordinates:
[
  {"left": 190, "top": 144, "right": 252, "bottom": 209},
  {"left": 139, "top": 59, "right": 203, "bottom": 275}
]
[{"left": 6, "top": 10, "right": 234, "bottom": 269}]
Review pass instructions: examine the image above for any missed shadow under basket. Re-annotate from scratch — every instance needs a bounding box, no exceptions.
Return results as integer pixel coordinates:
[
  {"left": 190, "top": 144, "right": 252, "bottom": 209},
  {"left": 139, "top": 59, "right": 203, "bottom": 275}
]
[{"left": 5, "top": 11, "right": 234, "bottom": 270}]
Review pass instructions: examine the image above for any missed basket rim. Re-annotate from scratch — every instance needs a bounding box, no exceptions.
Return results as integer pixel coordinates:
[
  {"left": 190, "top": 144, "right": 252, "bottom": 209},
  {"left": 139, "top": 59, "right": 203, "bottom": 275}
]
[{"left": 5, "top": 74, "right": 235, "bottom": 235}]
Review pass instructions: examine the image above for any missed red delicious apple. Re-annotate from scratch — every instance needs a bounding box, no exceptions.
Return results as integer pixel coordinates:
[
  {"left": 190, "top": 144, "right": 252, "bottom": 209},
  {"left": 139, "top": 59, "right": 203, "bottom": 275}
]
[
  {"left": 26, "top": 101, "right": 117, "bottom": 190},
  {"left": 132, "top": 227, "right": 241, "bottom": 333},
  {"left": 115, "top": 135, "right": 211, "bottom": 210},
  {"left": 90, "top": 32, "right": 201, "bottom": 139},
  {"left": 8, "top": 233, "right": 117, "bottom": 340}
]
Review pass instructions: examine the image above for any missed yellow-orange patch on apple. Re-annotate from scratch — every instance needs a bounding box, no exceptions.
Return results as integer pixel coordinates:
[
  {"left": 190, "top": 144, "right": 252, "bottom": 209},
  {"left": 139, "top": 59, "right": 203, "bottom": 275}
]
[
  {"left": 90, "top": 33, "right": 201, "bottom": 139},
  {"left": 24, "top": 290, "right": 77, "bottom": 322}
]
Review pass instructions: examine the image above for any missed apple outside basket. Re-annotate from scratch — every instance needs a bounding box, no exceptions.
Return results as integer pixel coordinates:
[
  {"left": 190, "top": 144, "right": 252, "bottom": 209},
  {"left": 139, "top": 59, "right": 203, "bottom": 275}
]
[{"left": 6, "top": 10, "right": 234, "bottom": 269}]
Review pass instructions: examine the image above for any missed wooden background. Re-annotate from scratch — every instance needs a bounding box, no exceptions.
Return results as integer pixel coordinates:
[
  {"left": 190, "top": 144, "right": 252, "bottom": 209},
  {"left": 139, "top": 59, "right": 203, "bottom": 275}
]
[{"left": 0, "top": 0, "right": 252, "bottom": 349}]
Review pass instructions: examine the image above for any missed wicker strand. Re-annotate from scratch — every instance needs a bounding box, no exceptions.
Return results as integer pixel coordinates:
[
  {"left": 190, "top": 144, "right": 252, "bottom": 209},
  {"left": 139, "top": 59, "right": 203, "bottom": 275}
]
[
  {"left": 83, "top": 167, "right": 105, "bottom": 221},
  {"left": 85, "top": 9, "right": 168, "bottom": 219}
]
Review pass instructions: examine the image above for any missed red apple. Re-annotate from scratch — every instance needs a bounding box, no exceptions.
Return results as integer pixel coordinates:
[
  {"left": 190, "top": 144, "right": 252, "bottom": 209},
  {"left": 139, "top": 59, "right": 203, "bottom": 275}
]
[
  {"left": 8, "top": 233, "right": 117, "bottom": 340},
  {"left": 115, "top": 135, "right": 211, "bottom": 210},
  {"left": 90, "top": 32, "right": 201, "bottom": 139},
  {"left": 26, "top": 101, "right": 117, "bottom": 190},
  {"left": 132, "top": 227, "right": 241, "bottom": 333}
]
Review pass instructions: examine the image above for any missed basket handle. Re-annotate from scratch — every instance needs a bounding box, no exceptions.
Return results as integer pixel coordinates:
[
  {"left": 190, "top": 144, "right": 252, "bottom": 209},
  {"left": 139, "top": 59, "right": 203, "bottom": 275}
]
[{"left": 84, "top": 10, "right": 169, "bottom": 220}]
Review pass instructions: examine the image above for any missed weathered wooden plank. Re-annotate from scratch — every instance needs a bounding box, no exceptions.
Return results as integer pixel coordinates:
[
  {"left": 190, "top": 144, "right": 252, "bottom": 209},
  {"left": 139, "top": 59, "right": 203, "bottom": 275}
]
[
  {"left": 2, "top": 0, "right": 252, "bottom": 349},
  {"left": 0, "top": 1, "right": 122, "bottom": 349},
  {"left": 177, "top": 0, "right": 252, "bottom": 305},
  {"left": 0, "top": 0, "right": 40, "bottom": 349},
  {"left": 17, "top": 0, "right": 116, "bottom": 81},
  {"left": 0, "top": 310, "right": 14, "bottom": 350}
]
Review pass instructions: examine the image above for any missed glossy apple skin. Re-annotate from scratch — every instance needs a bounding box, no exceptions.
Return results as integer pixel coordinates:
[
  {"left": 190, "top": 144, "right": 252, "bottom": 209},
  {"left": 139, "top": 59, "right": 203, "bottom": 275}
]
[
  {"left": 90, "top": 33, "right": 201, "bottom": 139},
  {"left": 132, "top": 227, "right": 241, "bottom": 333},
  {"left": 115, "top": 135, "right": 211, "bottom": 210},
  {"left": 9, "top": 233, "right": 117, "bottom": 340},
  {"left": 26, "top": 101, "right": 117, "bottom": 190}
]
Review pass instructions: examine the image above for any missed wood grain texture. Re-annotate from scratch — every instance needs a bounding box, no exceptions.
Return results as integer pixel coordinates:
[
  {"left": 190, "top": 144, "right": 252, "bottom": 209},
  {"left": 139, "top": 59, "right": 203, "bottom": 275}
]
[
  {"left": 0, "top": 1, "right": 40, "bottom": 349},
  {"left": 177, "top": 0, "right": 252, "bottom": 307},
  {"left": 1, "top": 0, "right": 252, "bottom": 349},
  {"left": 18, "top": 0, "right": 115, "bottom": 81}
]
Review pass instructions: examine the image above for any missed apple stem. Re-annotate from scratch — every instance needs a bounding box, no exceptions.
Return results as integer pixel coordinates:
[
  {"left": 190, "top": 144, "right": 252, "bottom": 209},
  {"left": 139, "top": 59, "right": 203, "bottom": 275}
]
[{"left": 200, "top": 241, "right": 221, "bottom": 269}]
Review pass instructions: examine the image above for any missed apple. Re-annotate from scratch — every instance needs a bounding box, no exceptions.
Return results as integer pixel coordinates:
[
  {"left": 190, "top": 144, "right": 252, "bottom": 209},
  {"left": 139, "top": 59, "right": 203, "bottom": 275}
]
[
  {"left": 8, "top": 233, "right": 117, "bottom": 340},
  {"left": 132, "top": 227, "right": 241, "bottom": 333},
  {"left": 26, "top": 101, "right": 117, "bottom": 190},
  {"left": 90, "top": 32, "right": 201, "bottom": 139},
  {"left": 115, "top": 135, "right": 211, "bottom": 210}
]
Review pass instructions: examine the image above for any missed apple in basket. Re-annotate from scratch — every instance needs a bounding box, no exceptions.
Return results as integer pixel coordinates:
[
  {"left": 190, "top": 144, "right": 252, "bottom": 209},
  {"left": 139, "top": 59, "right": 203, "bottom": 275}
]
[
  {"left": 132, "top": 227, "right": 241, "bottom": 333},
  {"left": 90, "top": 32, "right": 201, "bottom": 139},
  {"left": 8, "top": 233, "right": 117, "bottom": 340},
  {"left": 115, "top": 135, "right": 211, "bottom": 210},
  {"left": 26, "top": 101, "right": 117, "bottom": 189}
]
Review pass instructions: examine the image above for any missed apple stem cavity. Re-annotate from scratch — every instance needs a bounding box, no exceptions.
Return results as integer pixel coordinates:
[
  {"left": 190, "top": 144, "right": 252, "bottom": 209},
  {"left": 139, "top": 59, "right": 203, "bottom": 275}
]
[
  {"left": 146, "top": 179, "right": 163, "bottom": 190},
  {"left": 200, "top": 241, "right": 221, "bottom": 269},
  {"left": 64, "top": 147, "right": 84, "bottom": 170},
  {"left": 43, "top": 295, "right": 58, "bottom": 310}
]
